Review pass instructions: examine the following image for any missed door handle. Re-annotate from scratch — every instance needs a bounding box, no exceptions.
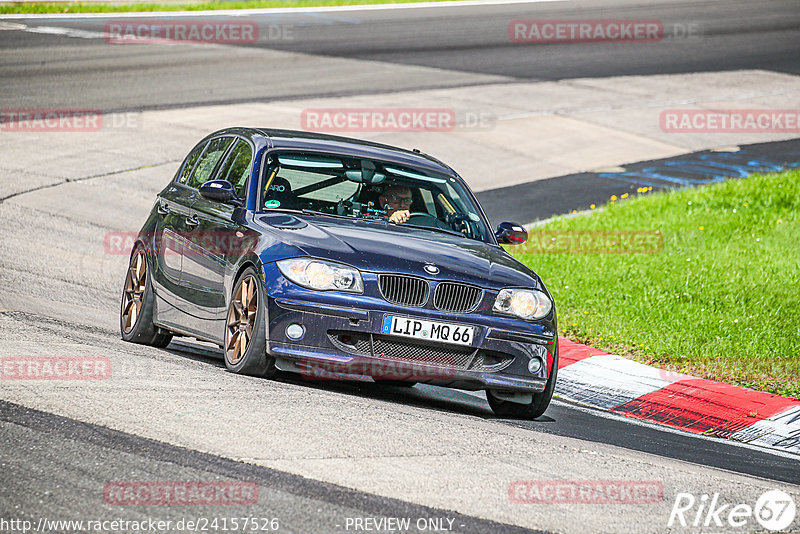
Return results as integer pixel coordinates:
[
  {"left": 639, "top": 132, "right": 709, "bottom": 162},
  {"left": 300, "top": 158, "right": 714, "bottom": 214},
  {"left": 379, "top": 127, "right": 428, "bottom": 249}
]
[
  {"left": 157, "top": 202, "right": 170, "bottom": 215},
  {"left": 185, "top": 215, "right": 200, "bottom": 227}
]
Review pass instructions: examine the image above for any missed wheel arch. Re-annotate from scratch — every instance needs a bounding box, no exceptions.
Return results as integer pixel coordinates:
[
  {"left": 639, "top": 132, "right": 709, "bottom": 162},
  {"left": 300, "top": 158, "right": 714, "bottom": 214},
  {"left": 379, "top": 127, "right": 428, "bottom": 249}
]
[
  {"left": 225, "top": 256, "right": 266, "bottom": 310},
  {"left": 232, "top": 257, "right": 263, "bottom": 286},
  {"left": 222, "top": 257, "right": 275, "bottom": 377}
]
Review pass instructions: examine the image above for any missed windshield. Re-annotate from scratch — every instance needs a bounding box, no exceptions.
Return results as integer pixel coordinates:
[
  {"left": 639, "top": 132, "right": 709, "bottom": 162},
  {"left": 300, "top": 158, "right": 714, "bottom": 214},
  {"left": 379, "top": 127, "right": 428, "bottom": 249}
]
[{"left": 258, "top": 151, "right": 492, "bottom": 242}]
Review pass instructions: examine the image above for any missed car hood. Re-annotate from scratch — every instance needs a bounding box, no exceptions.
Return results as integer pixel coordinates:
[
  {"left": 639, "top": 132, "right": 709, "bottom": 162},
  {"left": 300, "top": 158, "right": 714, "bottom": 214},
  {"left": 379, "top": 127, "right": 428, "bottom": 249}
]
[{"left": 254, "top": 213, "right": 540, "bottom": 290}]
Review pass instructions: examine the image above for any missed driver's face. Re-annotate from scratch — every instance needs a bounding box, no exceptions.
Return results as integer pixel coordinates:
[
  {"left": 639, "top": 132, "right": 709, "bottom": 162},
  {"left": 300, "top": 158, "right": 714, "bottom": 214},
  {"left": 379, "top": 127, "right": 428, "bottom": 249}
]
[{"left": 380, "top": 186, "right": 412, "bottom": 212}]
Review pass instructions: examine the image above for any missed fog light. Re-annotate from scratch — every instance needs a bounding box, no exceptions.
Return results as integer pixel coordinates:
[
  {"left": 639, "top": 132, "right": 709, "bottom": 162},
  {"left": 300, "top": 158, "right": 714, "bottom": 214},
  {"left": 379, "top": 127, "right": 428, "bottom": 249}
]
[
  {"left": 528, "top": 357, "right": 543, "bottom": 374},
  {"left": 286, "top": 323, "right": 305, "bottom": 340}
]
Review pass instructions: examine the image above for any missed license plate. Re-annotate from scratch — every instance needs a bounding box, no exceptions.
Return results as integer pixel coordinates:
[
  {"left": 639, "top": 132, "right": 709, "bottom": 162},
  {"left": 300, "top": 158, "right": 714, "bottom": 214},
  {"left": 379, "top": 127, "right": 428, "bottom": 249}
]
[{"left": 381, "top": 315, "right": 475, "bottom": 346}]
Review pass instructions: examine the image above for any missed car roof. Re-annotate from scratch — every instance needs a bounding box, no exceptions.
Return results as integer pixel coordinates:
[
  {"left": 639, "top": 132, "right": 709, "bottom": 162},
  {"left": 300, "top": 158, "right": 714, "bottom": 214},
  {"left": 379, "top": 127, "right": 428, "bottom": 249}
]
[{"left": 209, "top": 127, "right": 459, "bottom": 178}]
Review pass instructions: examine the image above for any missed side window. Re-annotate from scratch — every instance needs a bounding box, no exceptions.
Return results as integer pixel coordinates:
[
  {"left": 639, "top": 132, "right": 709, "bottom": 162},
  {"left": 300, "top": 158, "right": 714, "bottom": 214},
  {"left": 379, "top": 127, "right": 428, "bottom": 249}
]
[
  {"left": 217, "top": 139, "right": 253, "bottom": 199},
  {"left": 187, "top": 137, "right": 234, "bottom": 189},
  {"left": 177, "top": 141, "right": 207, "bottom": 184}
]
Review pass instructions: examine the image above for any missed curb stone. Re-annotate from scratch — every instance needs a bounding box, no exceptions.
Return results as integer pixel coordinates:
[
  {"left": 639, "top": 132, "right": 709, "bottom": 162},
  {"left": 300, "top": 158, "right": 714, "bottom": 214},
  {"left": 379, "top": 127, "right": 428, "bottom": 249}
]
[{"left": 555, "top": 337, "right": 800, "bottom": 455}]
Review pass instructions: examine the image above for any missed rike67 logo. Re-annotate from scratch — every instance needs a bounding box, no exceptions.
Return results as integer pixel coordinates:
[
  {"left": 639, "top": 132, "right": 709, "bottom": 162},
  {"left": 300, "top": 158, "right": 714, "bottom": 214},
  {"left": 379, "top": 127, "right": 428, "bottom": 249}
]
[{"left": 669, "top": 490, "right": 796, "bottom": 531}]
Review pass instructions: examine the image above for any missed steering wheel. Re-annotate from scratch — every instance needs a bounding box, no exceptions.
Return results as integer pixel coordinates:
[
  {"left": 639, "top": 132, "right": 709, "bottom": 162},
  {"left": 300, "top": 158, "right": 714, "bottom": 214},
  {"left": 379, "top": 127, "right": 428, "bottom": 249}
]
[{"left": 406, "top": 212, "right": 452, "bottom": 231}]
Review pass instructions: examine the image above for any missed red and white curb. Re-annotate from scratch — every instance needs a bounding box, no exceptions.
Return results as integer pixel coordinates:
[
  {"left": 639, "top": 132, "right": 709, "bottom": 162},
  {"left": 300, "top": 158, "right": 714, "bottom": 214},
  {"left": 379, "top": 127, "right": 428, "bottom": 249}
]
[{"left": 555, "top": 337, "right": 800, "bottom": 455}]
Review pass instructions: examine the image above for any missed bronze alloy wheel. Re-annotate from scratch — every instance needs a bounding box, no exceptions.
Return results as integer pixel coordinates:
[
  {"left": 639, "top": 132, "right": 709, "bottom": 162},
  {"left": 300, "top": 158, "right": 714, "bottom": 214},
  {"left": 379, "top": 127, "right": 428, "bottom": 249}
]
[
  {"left": 226, "top": 274, "right": 258, "bottom": 365},
  {"left": 121, "top": 249, "right": 147, "bottom": 333},
  {"left": 120, "top": 246, "right": 172, "bottom": 348}
]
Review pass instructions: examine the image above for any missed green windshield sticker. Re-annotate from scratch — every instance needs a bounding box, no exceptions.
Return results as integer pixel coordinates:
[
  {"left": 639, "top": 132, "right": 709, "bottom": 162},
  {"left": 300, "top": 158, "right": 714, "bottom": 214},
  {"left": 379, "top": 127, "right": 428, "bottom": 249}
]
[{"left": 265, "top": 200, "right": 281, "bottom": 209}]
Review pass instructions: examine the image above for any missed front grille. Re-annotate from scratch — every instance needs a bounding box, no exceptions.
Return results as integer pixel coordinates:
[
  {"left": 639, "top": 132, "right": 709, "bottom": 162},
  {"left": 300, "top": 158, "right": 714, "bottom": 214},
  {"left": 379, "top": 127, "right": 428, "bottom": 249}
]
[
  {"left": 372, "top": 335, "right": 473, "bottom": 369},
  {"left": 327, "top": 331, "right": 514, "bottom": 373},
  {"left": 378, "top": 274, "right": 429, "bottom": 307},
  {"left": 433, "top": 282, "right": 483, "bottom": 313}
]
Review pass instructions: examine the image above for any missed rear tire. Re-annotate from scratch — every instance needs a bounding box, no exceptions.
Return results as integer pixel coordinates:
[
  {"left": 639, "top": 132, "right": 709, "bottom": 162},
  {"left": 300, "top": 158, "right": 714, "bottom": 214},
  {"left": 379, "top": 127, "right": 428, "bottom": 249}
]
[
  {"left": 120, "top": 245, "right": 173, "bottom": 348},
  {"left": 487, "top": 354, "right": 558, "bottom": 419},
  {"left": 223, "top": 267, "right": 277, "bottom": 378}
]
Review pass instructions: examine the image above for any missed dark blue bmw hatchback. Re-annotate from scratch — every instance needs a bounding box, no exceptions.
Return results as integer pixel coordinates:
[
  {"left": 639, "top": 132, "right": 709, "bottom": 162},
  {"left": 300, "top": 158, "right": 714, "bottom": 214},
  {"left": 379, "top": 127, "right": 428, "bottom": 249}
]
[{"left": 121, "top": 128, "right": 558, "bottom": 418}]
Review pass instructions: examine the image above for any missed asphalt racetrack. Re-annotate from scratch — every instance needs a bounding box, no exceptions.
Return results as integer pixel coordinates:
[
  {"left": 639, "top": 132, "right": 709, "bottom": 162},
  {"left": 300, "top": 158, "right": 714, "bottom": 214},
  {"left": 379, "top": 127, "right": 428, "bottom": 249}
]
[{"left": 1, "top": 0, "right": 799, "bottom": 110}]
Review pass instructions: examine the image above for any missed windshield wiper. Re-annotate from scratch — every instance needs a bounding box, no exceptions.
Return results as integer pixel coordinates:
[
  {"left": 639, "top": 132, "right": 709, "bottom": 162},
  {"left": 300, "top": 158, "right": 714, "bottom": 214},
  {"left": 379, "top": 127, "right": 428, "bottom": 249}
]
[
  {"left": 301, "top": 209, "right": 354, "bottom": 221},
  {"left": 401, "top": 223, "right": 466, "bottom": 238},
  {"left": 258, "top": 208, "right": 304, "bottom": 215},
  {"left": 264, "top": 209, "right": 467, "bottom": 238}
]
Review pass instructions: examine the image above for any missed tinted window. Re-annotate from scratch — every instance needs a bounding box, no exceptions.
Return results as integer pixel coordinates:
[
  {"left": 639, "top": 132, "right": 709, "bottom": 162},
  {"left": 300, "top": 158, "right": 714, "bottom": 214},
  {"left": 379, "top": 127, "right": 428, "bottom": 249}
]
[
  {"left": 217, "top": 139, "right": 252, "bottom": 198},
  {"left": 187, "top": 137, "right": 234, "bottom": 189},
  {"left": 277, "top": 168, "right": 359, "bottom": 204},
  {"left": 260, "top": 152, "right": 491, "bottom": 242},
  {"left": 177, "top": 141, "right": 207, "bottom": 184}
]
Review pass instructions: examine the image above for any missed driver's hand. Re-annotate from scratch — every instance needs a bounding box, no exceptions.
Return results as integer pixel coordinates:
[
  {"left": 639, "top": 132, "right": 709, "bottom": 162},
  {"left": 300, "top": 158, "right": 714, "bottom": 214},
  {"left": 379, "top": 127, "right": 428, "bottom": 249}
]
[{"left": 389, "top": 210, "right": 410, "bottom": 223}]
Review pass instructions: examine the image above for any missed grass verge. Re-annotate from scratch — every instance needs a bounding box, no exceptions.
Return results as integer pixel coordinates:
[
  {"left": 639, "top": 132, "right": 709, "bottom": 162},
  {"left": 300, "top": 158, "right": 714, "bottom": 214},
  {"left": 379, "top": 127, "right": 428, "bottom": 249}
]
[
  {"left": 510, "top": 169, "right": 800, "bottom": 399},
  {"left": 1, "top": 0, "right": 453, "bottom": 15}
]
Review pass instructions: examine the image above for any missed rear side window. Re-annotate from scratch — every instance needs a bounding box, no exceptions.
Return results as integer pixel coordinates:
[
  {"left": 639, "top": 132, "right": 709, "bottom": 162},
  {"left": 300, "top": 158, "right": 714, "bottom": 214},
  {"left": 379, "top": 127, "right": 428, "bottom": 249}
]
[
  {"left": 217, "top": 139, "right": 253, "bottom": 199},
  {"left": 177, "top": 141, "right": 207, "bottom": 184},
  {"left": 187, "top": 137, "right": 234, "bottom": 189}
]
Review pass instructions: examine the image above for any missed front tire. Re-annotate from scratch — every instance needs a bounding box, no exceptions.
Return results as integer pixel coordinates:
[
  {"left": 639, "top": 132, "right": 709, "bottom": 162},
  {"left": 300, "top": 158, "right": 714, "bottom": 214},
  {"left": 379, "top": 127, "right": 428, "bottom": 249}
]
[
  {"left": 224, "top": 267, "right": 277, "bottom": 378},
  {"left": 487, "top": 361, "right": 558, "bottom": 419},
  {"left": 120, "top": 245, "right": 172, "bottom": 348}
]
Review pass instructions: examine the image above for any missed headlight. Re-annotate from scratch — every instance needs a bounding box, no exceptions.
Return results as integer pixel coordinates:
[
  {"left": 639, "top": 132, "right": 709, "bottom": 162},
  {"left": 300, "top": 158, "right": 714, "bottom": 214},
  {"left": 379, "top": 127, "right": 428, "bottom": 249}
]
[
  {"left": 276, "top": 258, "right": 363, "bottom": 293},
  {"left": 493, "top": 288, "right": 552, "bottom": 320}
]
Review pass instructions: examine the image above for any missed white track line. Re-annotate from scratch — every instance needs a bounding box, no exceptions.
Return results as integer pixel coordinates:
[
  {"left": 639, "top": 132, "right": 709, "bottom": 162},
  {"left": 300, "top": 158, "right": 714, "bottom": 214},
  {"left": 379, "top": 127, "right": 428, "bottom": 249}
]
[
  {"left": 0, "top": 0, "right": 565, "bottom": 20},
  {"left": 0, "top": 22, "right": 106, "bottom": 38}
]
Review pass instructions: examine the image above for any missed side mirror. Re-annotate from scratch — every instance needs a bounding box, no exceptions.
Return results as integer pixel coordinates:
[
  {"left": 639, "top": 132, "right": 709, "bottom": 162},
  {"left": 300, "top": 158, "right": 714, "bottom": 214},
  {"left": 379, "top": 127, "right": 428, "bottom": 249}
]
[
  {"left": 496, "top": 222, "right": 528, "bottom": 245},
  {"left": 199, "top": 180, "right": 242, "bottom": 206}
]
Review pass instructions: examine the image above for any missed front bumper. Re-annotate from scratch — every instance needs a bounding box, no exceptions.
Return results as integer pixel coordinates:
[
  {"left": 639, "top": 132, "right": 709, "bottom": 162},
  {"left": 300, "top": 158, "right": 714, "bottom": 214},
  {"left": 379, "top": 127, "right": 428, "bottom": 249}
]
[{"left": 262, "top": 264, "right": 557, "bottom": 393}]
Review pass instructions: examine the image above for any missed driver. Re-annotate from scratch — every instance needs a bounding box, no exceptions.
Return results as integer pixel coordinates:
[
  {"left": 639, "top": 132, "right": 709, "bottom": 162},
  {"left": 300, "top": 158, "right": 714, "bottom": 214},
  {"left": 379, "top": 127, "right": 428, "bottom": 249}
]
[{"left": 378, "top": 184, "right": 413, "bottom": 223}]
